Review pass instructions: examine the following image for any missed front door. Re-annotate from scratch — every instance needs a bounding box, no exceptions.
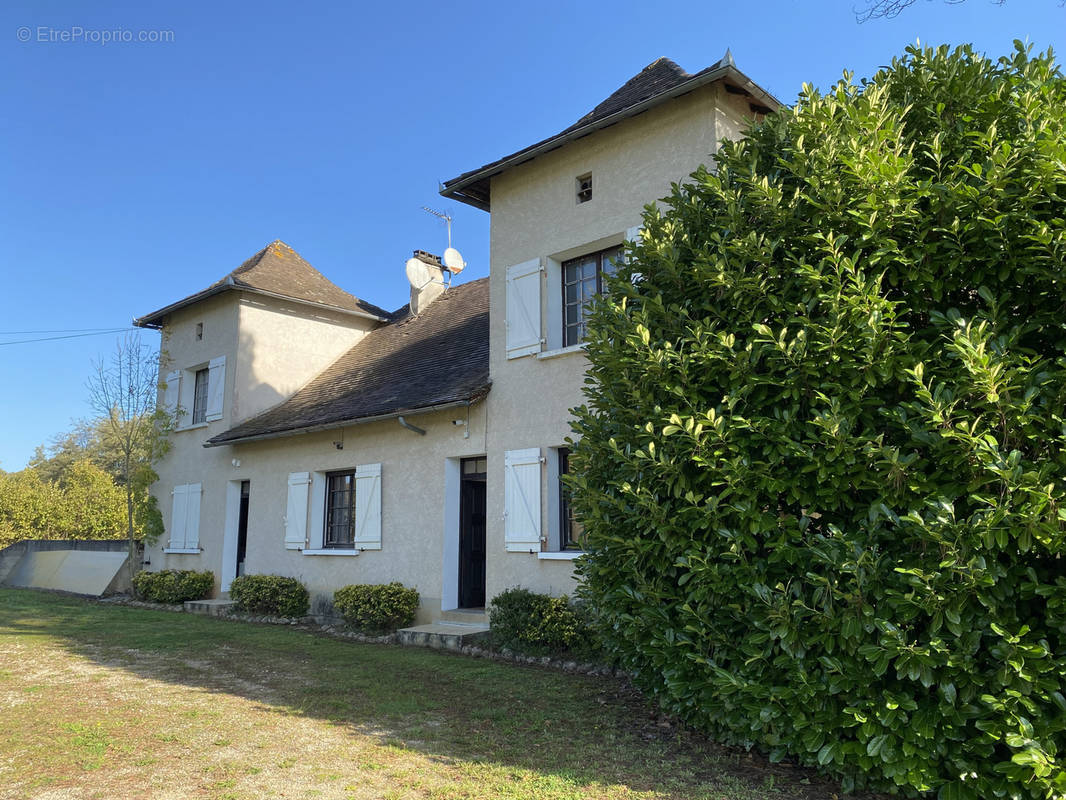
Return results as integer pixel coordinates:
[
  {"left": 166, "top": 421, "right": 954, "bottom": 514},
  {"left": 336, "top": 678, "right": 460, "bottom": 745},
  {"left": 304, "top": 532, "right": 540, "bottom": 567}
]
[
  {"left": 458, "top": 458, "right": 486, "bottom": 608},
  {"left": 236, "top": 480, "right": 250, "bottom": 578}
]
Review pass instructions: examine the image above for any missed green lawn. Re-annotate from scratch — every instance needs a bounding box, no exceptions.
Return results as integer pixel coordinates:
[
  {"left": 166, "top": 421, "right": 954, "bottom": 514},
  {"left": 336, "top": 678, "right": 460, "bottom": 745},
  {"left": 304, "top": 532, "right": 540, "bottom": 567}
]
[{"left": 0, "top": 589, "right": 859, "bottom": 800}]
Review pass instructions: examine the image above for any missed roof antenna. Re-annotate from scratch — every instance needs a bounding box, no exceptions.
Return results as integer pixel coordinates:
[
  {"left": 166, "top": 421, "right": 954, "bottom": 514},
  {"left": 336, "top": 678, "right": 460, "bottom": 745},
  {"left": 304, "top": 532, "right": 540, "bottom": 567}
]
[{"left": 422, "top": 206, "right": 466, "bottom": 276}]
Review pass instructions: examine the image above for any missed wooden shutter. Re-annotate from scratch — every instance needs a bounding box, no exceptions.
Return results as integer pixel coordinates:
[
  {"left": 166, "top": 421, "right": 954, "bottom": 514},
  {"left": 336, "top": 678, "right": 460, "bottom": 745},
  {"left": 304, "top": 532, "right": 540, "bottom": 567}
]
[
  {"left": 284, "top": 472, "right": 310, "bottom": 550},
  {"left": 353, "top": 463, "right": 382, "bottom": 550},
  {"left": 184, "top": 483, "right": 202, "bottom": 549},
  {"left": 504, "top": 448, "right": 542, "bottom": 552},
  {"left": 505, "top": 259, "right": 542, "bottom": 358},
  {"left": 205, "top": 356, "right": 226, "bottom": 422},
  {"left": 169, "top": 484, "right": 189, "bottom": 549},
  {"left": 163, "top": 370, "right": 181, "bottom": 419}
]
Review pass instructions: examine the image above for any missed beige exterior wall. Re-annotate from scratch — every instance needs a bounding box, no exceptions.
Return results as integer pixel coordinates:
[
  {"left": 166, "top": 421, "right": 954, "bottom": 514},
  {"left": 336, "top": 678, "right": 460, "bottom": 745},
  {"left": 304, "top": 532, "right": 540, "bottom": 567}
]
[
  {"left": 482, "top": 83, "right": 756, "bottom": 601},
  {"left": 233, "top": 296, "right": 376, "bottom": 424}
]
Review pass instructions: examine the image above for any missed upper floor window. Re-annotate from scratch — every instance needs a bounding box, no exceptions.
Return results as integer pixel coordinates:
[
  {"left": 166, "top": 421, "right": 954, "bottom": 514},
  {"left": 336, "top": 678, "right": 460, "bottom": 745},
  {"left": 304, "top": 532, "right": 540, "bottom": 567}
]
[
  {"left": 191, "top": 368, "right": 209, "bottom": 425},
  {"left": 562, "top": 245, "right": 622, "bottom": 347}
]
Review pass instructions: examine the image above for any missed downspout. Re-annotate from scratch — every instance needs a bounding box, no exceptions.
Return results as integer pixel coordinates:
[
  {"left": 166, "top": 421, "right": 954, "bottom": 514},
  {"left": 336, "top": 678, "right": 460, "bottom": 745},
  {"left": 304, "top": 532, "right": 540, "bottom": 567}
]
[{"left": 397, "top": 416, "right": 426, "bottom": 435}]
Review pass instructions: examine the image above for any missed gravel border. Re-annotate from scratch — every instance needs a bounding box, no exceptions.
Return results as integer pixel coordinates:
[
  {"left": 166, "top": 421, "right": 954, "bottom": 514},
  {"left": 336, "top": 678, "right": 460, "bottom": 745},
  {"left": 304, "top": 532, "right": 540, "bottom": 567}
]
[{"left": 97, "top": 594, "right": 620, "bottom": 677}]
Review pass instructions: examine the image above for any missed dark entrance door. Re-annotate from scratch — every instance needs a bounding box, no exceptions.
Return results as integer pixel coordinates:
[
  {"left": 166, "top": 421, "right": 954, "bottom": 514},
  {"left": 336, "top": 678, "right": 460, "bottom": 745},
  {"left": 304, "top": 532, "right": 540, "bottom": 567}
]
[
  {"left": 236, "top": 480, "right": 250, "bottom": 578},
  {"left": 458, "top": 458, "right": 487, "bottom": 609}
]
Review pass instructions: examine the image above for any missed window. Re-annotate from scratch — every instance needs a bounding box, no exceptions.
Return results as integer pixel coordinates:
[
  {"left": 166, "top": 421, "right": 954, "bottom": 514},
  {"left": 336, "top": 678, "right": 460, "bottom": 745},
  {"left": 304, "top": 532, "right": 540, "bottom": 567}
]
[
  {"left": 576, "top": 172, "right": 592, "bottom": 204},
  {"left": 324, "top": 471, "right": 356, "bottom": 549},
  {"left": 557, "top": 448, "right": 584, "bottom": 551},
  {"left": 191, "top": 368, "right": 209, "bottom": 424},
  {"left": 562, "top": 245, "right": 622, "bottom": 346}
]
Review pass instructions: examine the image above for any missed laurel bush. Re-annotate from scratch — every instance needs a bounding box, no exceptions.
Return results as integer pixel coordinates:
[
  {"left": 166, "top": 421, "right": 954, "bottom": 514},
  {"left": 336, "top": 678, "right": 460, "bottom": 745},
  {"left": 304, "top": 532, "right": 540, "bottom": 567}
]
[
  {"left": 229, "top": 574, "right": 309, "bottom": 618},
  {"left": 333, "top": 582, "right": 419, "bottom": 633},
  {"left": 132, "top": 569, "right": 213, "bottom": 604},
  {"left": 569, "top": 43, "right": 1066, "bottom": 798}
]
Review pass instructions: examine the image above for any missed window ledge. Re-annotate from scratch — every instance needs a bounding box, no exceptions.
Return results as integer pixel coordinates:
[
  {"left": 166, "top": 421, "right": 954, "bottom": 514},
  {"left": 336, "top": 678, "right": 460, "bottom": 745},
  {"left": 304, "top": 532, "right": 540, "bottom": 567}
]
[
  {"left": 301, "top": 549, "right": 361, "bottom": 557},
  {"left": 176, "top": 422, "right": 210, "bottom": 432},
  {"left": 537, "top": 551, "right": 583, "bottom": 561},
  {"left": 537, "top": 343, "right": 586, "bottom": 361},
  {"left": 163, "top": 548, "right": 201, "bottom": 555}
]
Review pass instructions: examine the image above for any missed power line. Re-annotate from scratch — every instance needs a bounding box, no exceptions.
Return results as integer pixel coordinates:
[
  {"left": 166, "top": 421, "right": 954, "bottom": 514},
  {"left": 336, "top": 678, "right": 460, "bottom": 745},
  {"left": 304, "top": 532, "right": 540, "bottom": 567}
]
[
  {"left": 0, "top": 328, "right": 138, "bottom": 346},
  {"left": 0, "top": 327, "right": 131, "bottom": 335}
]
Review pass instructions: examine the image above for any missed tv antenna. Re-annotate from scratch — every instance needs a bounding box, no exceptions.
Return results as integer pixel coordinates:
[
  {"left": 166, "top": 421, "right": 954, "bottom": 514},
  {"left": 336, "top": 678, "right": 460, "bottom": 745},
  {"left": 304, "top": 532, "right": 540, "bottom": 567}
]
[{"left": 422, "top": 206, "right": 466, "bottom": 274}]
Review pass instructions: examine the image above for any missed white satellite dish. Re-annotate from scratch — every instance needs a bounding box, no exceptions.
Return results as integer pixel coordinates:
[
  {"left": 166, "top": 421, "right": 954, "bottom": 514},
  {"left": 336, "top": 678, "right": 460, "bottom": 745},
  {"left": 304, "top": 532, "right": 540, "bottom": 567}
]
[
  {"left": 406, "top": 257, "right": 431, "bottom": 289},
  {"left": 443, "top": 247, "right": 466, "bottom": 275}
]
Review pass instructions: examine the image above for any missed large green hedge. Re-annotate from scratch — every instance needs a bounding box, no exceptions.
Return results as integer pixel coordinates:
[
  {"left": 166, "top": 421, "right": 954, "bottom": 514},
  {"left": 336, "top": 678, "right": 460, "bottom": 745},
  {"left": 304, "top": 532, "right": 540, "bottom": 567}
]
[{"left": 569, "top": 43, "right": 1066, "bottom": 798}]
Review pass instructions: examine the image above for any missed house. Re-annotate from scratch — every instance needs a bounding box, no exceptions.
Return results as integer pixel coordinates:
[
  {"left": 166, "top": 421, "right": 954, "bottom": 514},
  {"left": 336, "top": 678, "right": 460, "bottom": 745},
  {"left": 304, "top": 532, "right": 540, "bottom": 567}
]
[{"left": 134, "top": 53, "right": 780, "bottom": 625}]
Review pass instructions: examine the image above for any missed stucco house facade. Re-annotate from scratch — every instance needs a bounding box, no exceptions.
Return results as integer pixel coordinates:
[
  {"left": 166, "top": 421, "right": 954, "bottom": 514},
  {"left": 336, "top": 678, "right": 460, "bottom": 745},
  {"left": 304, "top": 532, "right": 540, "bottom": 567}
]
[{"left": 134, "top": 53, "right": 779, "bottom": 625}]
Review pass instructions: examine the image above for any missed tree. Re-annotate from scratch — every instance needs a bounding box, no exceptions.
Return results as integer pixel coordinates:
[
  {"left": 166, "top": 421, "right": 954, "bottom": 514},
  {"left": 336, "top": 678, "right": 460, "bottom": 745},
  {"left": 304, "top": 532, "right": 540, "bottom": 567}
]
[
  {"left": 570, "top": 43, "right": 1066, "bottom": 798},
  {"left": 86, "top": 333, "right": 171, "bottom": 584}
]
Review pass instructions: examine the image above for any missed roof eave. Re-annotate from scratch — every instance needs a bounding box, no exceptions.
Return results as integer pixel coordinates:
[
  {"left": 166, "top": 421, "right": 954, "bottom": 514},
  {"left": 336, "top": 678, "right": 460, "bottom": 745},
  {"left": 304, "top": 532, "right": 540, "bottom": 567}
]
[
  {"left": 440, "top": 64, "right": 782, "bottom": 211},
  {"left": 202, "top": 389, "right": 491, "bottom": 448},
  {"left": 133, "top": 282, "right": 391, "bottom": 329}
]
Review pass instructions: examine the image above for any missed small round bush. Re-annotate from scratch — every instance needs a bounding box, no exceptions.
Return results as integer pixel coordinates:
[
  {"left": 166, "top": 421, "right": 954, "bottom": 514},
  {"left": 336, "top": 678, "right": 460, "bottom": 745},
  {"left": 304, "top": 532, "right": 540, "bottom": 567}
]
[
  {"left": 488, "top": 587, "right": 599, "bottom": 658},
  {"left": 132, "top": 569, "right": 213, "bottom": 604},
  {"left": 333, "top": 582, "right": 418, "bottom": 633},
  {"left": 229, "top": 574, "right": 309, "bottom": 618}
]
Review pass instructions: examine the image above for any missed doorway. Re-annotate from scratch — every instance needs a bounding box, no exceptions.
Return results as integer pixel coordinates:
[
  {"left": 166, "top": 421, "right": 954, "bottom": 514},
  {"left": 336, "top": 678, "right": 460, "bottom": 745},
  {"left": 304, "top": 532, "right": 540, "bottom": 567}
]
[
  {"left": 236, "top": 480, "right": 249, "bottom": 578},
  {"left": 458, "top": 457, "right": 486, "bottom": 609}
]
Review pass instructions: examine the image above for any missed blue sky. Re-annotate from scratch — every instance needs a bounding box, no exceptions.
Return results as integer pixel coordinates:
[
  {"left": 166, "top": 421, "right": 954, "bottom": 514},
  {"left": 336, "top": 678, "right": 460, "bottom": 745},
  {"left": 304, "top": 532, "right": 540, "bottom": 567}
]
[{"left": 1, "top": 0, "right": 1062, "bottom": 470}]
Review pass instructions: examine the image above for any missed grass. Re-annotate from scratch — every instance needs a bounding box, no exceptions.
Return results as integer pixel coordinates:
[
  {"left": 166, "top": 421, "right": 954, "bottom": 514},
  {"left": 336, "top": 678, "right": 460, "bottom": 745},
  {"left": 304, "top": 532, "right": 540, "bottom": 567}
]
[{"left": 0, "top": 588, "right": 862, "bottom": 800}]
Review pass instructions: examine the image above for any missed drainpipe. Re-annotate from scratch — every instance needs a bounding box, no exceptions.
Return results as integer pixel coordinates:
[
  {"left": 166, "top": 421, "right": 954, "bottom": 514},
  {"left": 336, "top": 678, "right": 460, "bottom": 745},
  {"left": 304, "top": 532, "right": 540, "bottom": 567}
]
[{"left": 397, "top": 416, "right": 426, "bottom": 435}]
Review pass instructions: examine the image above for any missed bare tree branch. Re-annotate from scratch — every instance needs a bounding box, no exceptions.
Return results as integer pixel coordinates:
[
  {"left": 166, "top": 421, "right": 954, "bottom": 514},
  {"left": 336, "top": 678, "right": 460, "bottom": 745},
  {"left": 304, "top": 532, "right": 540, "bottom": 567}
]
[{"left": 855, "top": 0, "right": 1008, "bottom": 23}]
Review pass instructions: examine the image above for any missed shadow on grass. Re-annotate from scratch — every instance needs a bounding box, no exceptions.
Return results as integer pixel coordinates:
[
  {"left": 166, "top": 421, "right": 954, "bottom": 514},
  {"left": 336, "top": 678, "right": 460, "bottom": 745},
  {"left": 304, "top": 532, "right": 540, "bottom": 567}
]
[{"left": 0, "top": 588, "right": 875, "bottom": 800}]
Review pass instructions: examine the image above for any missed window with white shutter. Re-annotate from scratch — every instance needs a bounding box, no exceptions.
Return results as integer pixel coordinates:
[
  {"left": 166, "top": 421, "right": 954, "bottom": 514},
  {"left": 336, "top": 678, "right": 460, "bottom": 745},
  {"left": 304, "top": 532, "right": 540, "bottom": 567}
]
[
  {"left": 205, "top": 355, "right": 226, "bottom": 421},
  {"left": 505, "top": 259, "right": 542, "bottom": 358},
  {"left": 352, "top": 463, "right": 382, "bottom": 550},
  {"left": 166, "top": 483, "right": 202, "bottom": 553},
  {"left": 163, "top": 370, "right": 181, "bottom": 420},
  {"left": 504, "top": 448, "right": 542, "bottom": 552},
  {"left": 284, "top": 472, "right": 310, "bottom": 550}
]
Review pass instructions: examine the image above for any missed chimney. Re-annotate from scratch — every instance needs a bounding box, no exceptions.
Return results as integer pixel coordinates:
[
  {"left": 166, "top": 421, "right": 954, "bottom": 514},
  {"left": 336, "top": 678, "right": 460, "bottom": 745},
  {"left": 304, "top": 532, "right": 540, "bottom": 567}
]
[{"left": 408, "top": 250, "right": 446, "bottom": 315}]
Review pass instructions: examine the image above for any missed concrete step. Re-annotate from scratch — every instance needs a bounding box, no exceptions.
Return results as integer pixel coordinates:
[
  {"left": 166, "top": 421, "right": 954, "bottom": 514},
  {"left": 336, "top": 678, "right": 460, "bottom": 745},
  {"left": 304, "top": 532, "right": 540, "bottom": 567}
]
[
  {"left": 397, "top": 622, "right": 490, "bottom": 651},
  {"left": 438, "top": 608, "right": 489, "bottom": 626},
  {"left": 184, "top": 598, "right": 236, "bottom": 617}
]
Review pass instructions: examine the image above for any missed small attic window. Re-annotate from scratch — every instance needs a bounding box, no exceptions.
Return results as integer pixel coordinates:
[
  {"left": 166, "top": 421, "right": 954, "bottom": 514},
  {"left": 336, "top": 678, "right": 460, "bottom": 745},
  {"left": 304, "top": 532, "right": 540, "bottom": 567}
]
[
  {"left": 196, "top": 322, "right": 203, "bottom": 341},
  {"left": 576, "top": 173, "right": 592, "bottom": 204}
]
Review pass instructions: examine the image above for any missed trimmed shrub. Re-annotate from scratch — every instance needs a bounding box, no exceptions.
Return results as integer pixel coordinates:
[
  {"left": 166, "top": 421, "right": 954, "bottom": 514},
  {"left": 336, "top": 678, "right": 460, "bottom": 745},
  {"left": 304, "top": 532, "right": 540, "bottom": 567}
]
[
  {"left": 132, "top": 569, "right": 213, "bottom": 604},
  {"left": 333, "top": 582, "right": 418, "bottom": 633},
  {"left": 229, "top": 574, "right": 309, "bottom": 618},
  {"left": 488, "top": 587, "right": 600, "bottom": 658},
  {"left": 570, "top": 43, "right": 1066, "bottom": 798}
]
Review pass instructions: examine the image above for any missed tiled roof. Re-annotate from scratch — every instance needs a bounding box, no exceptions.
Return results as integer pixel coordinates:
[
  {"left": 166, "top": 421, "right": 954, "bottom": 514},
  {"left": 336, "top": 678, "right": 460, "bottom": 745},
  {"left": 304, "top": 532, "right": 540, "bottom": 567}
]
[
  {"left": 134, "top": 240, "right": 392, "bottom": 327},
  {"left": 440, "top": 52, "right": 780, "bottom": 211},
  {"left": 205, "top": 277, "right": 490, "bottom": 446}
]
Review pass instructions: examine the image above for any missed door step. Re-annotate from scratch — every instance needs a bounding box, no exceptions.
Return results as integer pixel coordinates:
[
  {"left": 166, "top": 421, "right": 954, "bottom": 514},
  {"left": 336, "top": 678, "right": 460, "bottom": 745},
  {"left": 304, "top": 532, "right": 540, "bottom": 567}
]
[
  {"left": 183, "top": 598, "right": 235, "bottom": 616},
  {"left": 397, "top": 622, "right": 490, "bottom": 651},
  {"left": 438, "top": 608, "right": 489, "bottom": 626}
]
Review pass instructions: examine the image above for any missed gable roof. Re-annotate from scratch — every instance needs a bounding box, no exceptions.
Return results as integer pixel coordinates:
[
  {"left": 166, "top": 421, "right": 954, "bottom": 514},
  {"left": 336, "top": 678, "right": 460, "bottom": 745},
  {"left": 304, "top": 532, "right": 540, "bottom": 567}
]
[
  {"left": 133, "top": 240, "right": 393, "bottom": 328},
  {"left": 440, "top": 53, "right": 781, "bottom": 211},
  {"left": 205, "top": 277, "right": 490, "bottom": 447}
]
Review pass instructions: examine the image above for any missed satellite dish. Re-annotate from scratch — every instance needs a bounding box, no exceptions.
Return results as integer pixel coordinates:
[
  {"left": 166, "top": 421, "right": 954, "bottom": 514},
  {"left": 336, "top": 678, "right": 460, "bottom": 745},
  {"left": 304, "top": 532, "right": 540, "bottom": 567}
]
[
  {"left": 406, "top": 257, "right": 431, "bottom": 289},
  {"left": 443, "top": 247, "right": 466, "bottom": 275}
]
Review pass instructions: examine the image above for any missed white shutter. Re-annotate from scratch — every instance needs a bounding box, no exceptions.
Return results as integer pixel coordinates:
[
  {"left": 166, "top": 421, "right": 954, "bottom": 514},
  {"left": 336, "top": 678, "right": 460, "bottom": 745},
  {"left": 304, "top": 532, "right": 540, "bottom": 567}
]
[
  {"left": 170, "top": 484, "right": 189, "bottom": 549},
  {"left": 284, "top": 472, "right": 310, "bottom": 550},
  {"left": 506, "top": 259, "right": 542, "bottom": 358},
  {"left": 184, "top": 483, "right": 202, "bottom": 549},
  {"left": 353, "top": 463, "right": 382, "bottom": 550},
  {"left": 504, "top": 448, "right": 542, "bottom": 552},
  {"left": 625, "top": 226, "right": 644, "bottom": 283},
  {"left": 163, "top": 370, "right": 181, "bottom": 419},
  {"left": 205, "top": 356, "right": 226, "bottom": 422}
]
